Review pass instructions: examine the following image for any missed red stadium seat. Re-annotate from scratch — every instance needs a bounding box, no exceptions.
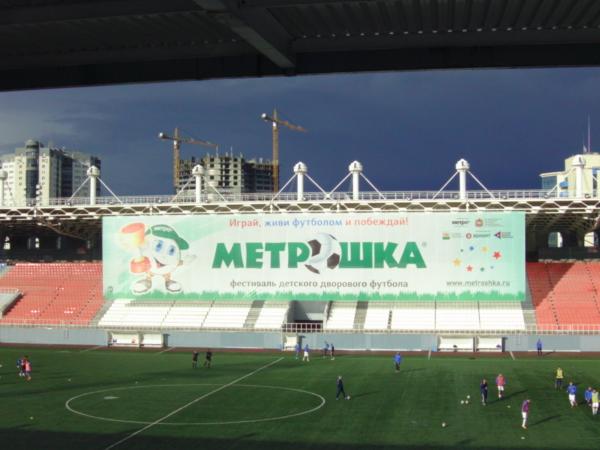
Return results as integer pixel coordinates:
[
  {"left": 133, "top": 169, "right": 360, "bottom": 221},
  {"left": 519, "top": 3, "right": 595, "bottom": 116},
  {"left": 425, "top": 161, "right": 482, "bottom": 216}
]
[
  {"left": 0, "top": 262, "right": 103, "bottom": 326},
  {"left": 527, "top": 262, "right": 600, "bottom": 330}
]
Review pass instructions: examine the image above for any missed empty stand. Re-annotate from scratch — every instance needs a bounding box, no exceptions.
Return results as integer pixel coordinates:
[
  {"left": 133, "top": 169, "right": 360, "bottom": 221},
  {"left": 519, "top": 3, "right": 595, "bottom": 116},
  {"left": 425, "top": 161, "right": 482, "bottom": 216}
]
[
  {"left": 161, "top": 301, "right": 211, "bottom": 329},
  {"left": 254, "top": 302, "right": 289, "bottom": 329},
  {"left": 391, "top": 303, "right": 435, "bottom": 331},
  {"left": 0, "top": 263, "right": 102, "bottom": 325},
  {"left": 528, "top": 262, "right": 600, "bottom": 331},
  {"left": 479, "top": 302, "right": 526, "bottom": 330},
  {"left": 363, "top": 303, "right": 391, "bottom": 330},
  {"left": 323, "top": 302, "right": 357, "bottom": 330},
  {"left": 98, "top": 299, "right": 171, "bottom": 328},
  {"left": 202, "top": 303, "right": 251, "bottom": 329},
  {"left": 435, "top": 302, "right": 479, "bottom": 331}
]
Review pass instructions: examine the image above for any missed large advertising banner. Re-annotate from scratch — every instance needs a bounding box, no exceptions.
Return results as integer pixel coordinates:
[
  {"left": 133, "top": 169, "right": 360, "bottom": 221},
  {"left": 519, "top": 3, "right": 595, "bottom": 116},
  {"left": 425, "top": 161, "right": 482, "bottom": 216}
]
[{"left": 102, "top": 212, "right": 525, "bottom": 301}]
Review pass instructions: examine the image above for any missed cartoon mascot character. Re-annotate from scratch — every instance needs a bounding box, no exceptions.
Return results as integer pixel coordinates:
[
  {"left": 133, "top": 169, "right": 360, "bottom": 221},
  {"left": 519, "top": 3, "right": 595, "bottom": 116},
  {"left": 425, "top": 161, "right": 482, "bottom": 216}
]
[{"left": 120, "top": 223, "right": 194, "bottom": 295}]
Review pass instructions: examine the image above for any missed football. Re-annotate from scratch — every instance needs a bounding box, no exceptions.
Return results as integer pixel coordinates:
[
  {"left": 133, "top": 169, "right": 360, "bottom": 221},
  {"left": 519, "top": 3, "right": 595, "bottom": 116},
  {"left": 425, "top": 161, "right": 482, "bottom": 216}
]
[
  {"left": 465, "top": 400, "right": 469, "bottom": 404},
  {"left": 346, "top": 395, "right": 351, "bottom": 400},
  {"left": 442, "top": 422, "right": 447, "bottom": 428},
  {"left": 305, "top": 233, "right": 341, "bottom": 274},
  {"left": 460, "top": 400, "right": 464, "bottom": 404}
]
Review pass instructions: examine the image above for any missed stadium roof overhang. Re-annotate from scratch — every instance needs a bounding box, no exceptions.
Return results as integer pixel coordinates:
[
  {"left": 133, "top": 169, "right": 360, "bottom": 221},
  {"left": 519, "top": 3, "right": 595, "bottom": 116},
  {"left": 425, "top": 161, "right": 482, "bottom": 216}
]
[
  {"left": 2, "top": 0, "right": 600, "bottom": 91},
  {"left": 0, "top": 195, "right": 599, "bottom": 241}
]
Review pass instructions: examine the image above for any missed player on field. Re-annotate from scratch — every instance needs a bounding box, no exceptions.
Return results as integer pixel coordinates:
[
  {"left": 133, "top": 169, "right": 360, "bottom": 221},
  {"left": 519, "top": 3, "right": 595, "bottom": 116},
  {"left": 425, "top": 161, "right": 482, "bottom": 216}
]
[
  {"left": 480, "top": 378, "right": 488, "bottom": 405},
  {"left": 204, "top": 350, "right": 212, "bottom": 368},
  {"left": 567, "top": 382, "right": 577, "bottom": 408},
  {"left": 585, "top": 387, "right": 593, "bottom": 406},
  {"left": 555, "top": 367, "right": 564, "bottom": 389},
  {"left": 303, "top": 344, "right": 310, "bottom": 362},
  {"left": 323, "top": 342, "right": 330, "bottom": 358},
  {"left": 393, "top": 352, "right": 402, "bottom": 372},
  {"left": 16, "top": 357, "right": 23, "bottom": 377},
  {"left": 294, "top": 342, "right": 301, "bottom": 359},
  {"left": 496, "top": 373, "right": 506, "bottom": 399},
  {"left": 330, "top": 343, "right": 335, "bottom": 360},
  {"left": 20, "top": 356, "right": 26, "bottom": 378},
  {"left": 592, "top": 389, "right": 599, "bottom": 415},
  {"left": 24, "top": 357, "right": 31, "bottom": 381},
  {"left": 536, "top": 338, "right": 543, "bottom": 356},
  {"left": 192, "top": 351, "right": 199, "bottom": 369},
  {"left": 336, "top": 376, "right": 349, "bottom": 400},
  {"left": 521, "top": 399, "right": 530, "bottom": 429}
]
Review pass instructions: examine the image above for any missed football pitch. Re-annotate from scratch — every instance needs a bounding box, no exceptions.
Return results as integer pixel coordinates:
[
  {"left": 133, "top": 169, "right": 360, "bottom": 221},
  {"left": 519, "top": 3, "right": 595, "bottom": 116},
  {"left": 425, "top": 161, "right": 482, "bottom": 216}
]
[{"left": 1, "top": 348, "right": 600, "bottom": 450}]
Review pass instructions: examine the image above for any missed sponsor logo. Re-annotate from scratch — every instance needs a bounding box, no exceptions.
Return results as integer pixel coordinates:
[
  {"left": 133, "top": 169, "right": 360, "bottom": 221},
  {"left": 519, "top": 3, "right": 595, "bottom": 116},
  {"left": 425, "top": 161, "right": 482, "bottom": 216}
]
[
  {"left": 442, "top": 233, "right": 450, "bottom": 240},
  {"left": 472, "top": 233, "right": 491, "bottom": 239},
  {"left": 494, "top": 231, "right": 513, "bottom": 239},
  {"left": 475, "top": 218, "right": 484, "bottom": 228},
  {"left": 451, "top": 219, "right": 470, "bottom": 226},
  {"left": 466, "top": 233, "right": 473, "bottom": 239}
]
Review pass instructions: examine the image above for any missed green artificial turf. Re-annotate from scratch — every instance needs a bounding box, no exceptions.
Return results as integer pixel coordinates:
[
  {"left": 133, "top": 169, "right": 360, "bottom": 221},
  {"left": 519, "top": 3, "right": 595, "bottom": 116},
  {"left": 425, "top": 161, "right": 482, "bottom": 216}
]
[{"left": 1, "top": 348, "right": 600, "bottom": 450}]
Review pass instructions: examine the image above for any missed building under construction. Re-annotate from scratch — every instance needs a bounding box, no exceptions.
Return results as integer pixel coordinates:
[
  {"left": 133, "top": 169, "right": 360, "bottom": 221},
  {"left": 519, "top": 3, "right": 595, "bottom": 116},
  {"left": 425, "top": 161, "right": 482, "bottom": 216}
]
[{"left": 178, "top": 153, "right": 274, "bottom": 194}]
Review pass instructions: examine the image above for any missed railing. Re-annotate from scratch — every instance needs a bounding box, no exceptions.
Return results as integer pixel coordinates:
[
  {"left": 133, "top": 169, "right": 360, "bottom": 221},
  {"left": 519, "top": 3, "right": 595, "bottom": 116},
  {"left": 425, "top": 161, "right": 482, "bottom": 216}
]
[
  {"left": 3, "top": 320, "right": 600, "bottom": 335},
  {"left": 2, "top": 189, "right": 599, "bottom": 209}
]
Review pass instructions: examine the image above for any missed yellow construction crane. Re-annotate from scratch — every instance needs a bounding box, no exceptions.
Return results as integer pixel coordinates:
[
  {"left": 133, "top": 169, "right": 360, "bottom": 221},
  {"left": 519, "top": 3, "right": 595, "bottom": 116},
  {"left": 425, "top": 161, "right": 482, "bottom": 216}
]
[
  {"left": 158, "top": 128, "right": 218, "bottom": 192},
  {"left": 261, "top": 109, "right": 307, "bottom": 192}
]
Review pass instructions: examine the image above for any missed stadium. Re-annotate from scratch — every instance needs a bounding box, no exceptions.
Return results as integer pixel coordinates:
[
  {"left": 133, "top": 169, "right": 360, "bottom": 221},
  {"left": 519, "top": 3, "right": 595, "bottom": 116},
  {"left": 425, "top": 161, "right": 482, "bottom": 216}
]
[
  {"left": 4, "top": 1, "right": 600, "bottom": 449},
  {"left": 1, "top": 154, "right": 600, "bottom": 449}
]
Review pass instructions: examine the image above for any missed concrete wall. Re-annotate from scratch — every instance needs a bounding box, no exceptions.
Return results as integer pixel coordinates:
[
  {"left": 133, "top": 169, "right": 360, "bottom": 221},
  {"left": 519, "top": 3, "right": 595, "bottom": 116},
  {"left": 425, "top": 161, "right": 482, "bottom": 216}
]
[
  {"left": 2, "top": 326, "right": 600, "bottom": 352},
  {"left": 165, "top": 331, "right": 282, "bottom": 349},
  {"left": 0, "top": 326, "right": 107, "bottom": 345}
]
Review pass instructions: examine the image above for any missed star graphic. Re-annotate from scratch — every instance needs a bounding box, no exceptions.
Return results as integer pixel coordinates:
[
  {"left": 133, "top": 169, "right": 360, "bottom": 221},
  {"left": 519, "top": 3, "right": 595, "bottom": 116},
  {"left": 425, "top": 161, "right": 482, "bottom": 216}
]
[
  {"left": 493, "top": 251, "right": 502, "bottom": 260},
  {"left": 466, "top": 265, "right": 473, "bottom": 272},
  {"left": 481, "top": 246, "right": 488, "bottom": 253},
  {"left": 453, "top": 258, "right": 461, "bottom": 267}
]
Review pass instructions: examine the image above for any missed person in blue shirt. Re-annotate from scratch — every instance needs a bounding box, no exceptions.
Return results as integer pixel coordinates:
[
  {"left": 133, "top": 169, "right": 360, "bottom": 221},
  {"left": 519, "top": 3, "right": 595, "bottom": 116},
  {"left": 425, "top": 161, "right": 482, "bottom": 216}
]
[
  {"left": 567, "top": 381, "right": 578, "bottom": 408},
  {"left": 294, "top": 342, "right": 301, "bottom": 359},
  {"left": 336, "top": 375, "right": 349, "bottom": 400},
  {"left": 16, "top": 357, "right": 23, "bottom": 377},
  {"left": 536, "top": 338, "right": 543, "bottom": 356},
  {"left": 303, "top": 344, "right": 310, "bottom": 362},
  {"left": 480, "top": 378, "right": 489, "bottom": 405},
  {"left": 394, "top": 352, "right": 402, "bottom": 372},
  {"left": 323, "top": 341, "right": 330, "bottom": 358},
  {"left": 585, "top": 386, "right": 593, "bottom": 406}
]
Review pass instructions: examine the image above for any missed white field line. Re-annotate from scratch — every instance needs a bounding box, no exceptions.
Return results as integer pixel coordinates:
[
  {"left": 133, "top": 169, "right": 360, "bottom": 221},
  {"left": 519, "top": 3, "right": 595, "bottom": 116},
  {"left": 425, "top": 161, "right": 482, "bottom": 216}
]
[
  {"left": 157, "top": 347, "right": 176, "bottom": 355},
  {"left": 80, "top": 345, "right": 104, "bottom": 353},
  {"left": 104, "top": 357, "right": 284, "bottom": 450},
  {"left": 509, "top": 351, "right": 516, "bottom": 360}
]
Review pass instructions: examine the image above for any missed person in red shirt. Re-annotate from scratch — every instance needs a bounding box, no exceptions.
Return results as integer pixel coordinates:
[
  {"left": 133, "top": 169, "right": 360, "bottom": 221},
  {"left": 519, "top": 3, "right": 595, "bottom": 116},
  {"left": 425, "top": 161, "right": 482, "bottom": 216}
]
[{"left": 24, "top": 357, "right": 31, "bottom": 381}]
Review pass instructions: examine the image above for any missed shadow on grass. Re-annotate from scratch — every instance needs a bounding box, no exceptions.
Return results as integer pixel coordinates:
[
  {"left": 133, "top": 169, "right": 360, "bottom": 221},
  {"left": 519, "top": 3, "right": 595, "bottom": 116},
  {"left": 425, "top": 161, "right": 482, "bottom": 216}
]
[
  {"left": 400, "top": 368, "right": 426, "bottom": 374},
  {"left": 0, "top": 429, "right": 573, "bottom": 450},
  {"left": 350, "top": 391, "right": 379, "bottom": 399},
  {"left": 531, "top": 414, "right": 561, "bottom": 426},
  {"left": 502, "top": 390, "right": 527, "bottom": 400}
]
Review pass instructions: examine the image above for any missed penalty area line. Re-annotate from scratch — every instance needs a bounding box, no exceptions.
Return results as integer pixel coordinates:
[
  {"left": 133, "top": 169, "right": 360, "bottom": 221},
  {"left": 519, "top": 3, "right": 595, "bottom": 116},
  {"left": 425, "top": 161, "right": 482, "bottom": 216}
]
[
  {"left": 80, "top": 345, "right": 104, "bottom": 353},
  {"left": 157, "top": 347, "right": 176, "bottom": 355},
  {"left": 103, "top": 356, "right": 284, "bottom": 450}
]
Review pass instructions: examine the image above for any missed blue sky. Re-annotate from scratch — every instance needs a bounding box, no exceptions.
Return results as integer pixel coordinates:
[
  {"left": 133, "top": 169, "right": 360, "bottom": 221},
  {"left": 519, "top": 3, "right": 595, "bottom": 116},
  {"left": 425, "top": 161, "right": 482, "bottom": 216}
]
[{"left": 0, "top": 68, "right": 599, "bottom": 196}]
